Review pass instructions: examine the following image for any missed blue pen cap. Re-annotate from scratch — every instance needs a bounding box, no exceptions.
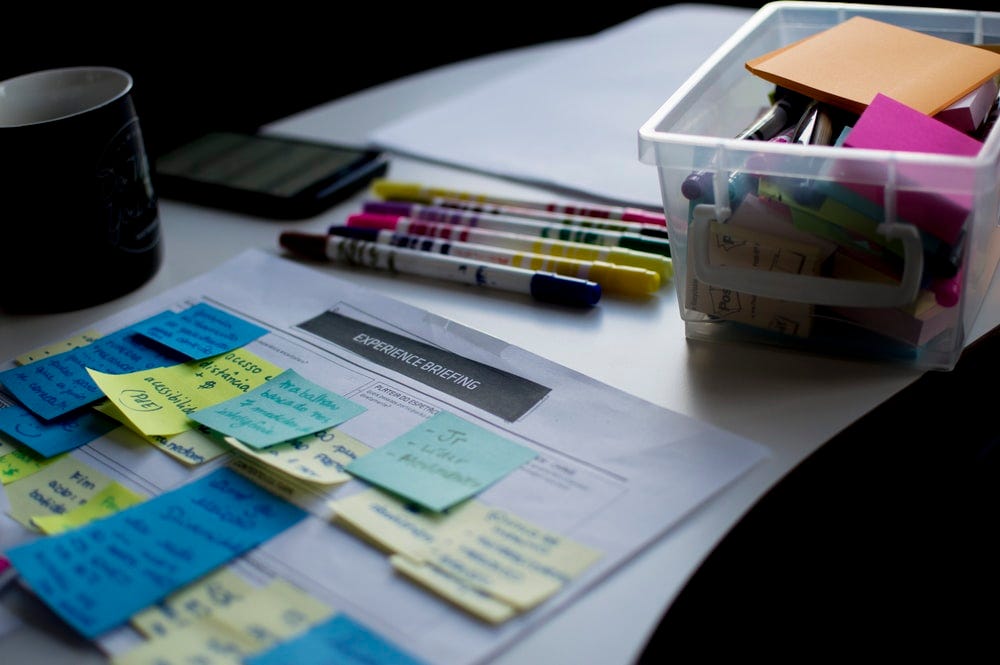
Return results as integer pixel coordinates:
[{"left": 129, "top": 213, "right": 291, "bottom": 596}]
[{"left": 529, "top": 272, "right": 601, "bottom": 307}]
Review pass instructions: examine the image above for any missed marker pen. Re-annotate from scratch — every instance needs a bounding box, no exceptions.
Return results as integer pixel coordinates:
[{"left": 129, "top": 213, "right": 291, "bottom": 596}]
[
  {"left": 338, "top": 214, "right": 673, "bottom": 281},
  {"left": 681, "top": 87, "right": 811, "bottom": 201},
  {"left": 371, "top": 179, "right": 666, "bottom": 226},
  {"left": 382, "top": 198, "right": 671, "bottom": 239},
  {"left": 327, "top": 226, "right": 661, "bottom": 296},
  {"left": 346, "top": 208, "right": 671, "bottom": 257},
  {"left": 279, "top": 231, "right": 601, "bottom": 307}
]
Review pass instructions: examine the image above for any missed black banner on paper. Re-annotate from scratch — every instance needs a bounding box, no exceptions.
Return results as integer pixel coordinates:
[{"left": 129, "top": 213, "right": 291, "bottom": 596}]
[{"left": 297, "top": 311, "right": 550, "bottom": 422}]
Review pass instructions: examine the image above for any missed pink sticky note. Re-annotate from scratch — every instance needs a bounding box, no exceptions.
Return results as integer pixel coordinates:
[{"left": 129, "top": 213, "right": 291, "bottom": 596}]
[
  {"left": 934, "top": 77, "right": 999, "bottom": 133},
  {"left": 837, "top": 93, "right": 982, "bottom": 245}
]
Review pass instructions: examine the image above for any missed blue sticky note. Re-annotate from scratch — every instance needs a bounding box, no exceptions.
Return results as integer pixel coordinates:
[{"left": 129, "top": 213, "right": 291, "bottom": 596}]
[
  {"left": 190, "top": 369, "right": 367, "bottom": 449},
  {"left": 245, "top": 614, "right": 428, "bottom": 665},
  {"left": 345, "top": 410, "right": 537, "bottom": 512},
  {"left": 4, "top": 466, "right": 306, "bottom": 638},
  {"left": 0, "top": 322, "right": 184, "bottom": 421},
  {"left": 0, "top": 401, "right": 120, "bottom": 457},
  {"left": 131, "top": 303, "right": 269, "bottom": 360}
]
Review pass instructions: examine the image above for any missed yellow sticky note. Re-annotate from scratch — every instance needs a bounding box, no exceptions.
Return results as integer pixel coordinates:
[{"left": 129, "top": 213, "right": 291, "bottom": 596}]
[
  {"left": 117, "top": 577, "right": 333, "bottom": 665},
  {"left": 390, "top": 554, "right": 516, "bottom": 624},
  {"left": 421, "top": 507, "right": 603, "bottom": 611},
  {"left": 143, "top": 427, "right": 229, "bottom": 466},
  {"left": 0, "top": 447, "right": 58, "bottom": 485},
  {"left": 113, "top": 618, "right": 254, "bottom": 665},
  {"left": 208, "top": 577, "right": 334, "bottom": 645},
  {"left": 329, "top": 487, "right": 489, "bottom": 559},
  {"left": 131, "top": 567, "right": 256, "bottom": 639},
  {"left": 15, "top": 330, "right": 101, "bottom": 365},
  {"left": 225, "top": 427, "right": 371, "bottom": 485},
  {"left": 32, "top": 480, "right": 146, "bottom": 534},
  {"left": 4, "top": 454, "right": 112, "bottom": 528},
  {"left": 86, "top": 349, "right": 283, "bottom": 437},
  {"left": 0, "top": 435, "right": 19, "bottom": 458}
]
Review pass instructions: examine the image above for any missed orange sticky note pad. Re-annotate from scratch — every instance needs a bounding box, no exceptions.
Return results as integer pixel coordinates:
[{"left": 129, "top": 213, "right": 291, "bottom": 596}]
[{"left": 745, "top": 16, "right": 1000, "bottom": 115}]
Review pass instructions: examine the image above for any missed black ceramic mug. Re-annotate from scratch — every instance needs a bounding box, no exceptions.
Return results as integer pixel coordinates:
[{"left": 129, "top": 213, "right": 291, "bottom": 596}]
[{"left": 0, "top": 66, "right": 162, "bottom": 313}]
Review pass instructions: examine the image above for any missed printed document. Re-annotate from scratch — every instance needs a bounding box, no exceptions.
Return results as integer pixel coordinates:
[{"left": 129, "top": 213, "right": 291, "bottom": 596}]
[{"left": 0, "top": 249, "right": 768, "bottom": 665}]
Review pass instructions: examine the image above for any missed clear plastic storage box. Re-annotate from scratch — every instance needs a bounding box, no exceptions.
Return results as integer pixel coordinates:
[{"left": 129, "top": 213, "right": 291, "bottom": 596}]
[{"left": 639, "top": 1, "right": 1000, "bottom": 370}]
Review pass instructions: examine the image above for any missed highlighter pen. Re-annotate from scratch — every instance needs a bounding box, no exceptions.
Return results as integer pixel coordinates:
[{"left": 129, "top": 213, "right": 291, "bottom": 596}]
[
  {"left": 347, "top": 209, "right": 671, "bottom": 258},
  {"left": 680, "top": 87, "right": 811, "bottom": 201},
  {"left": 279, "top": 231, "right": 601, "bottom": 307},
  {"left": 365, "top": 199, "right": 670, "bottom": 239},
  {"left": 327, "top": 226, "right": 660, "bottom": 296},
  {"left": 337, "top": 215, "right": 673, "bottom": 280},
  {"left": 370, "top": 178, "right": 666, "bottom": 226}
]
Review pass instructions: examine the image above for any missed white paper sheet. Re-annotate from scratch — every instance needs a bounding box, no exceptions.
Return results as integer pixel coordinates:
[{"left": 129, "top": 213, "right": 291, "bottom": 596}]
[
  {"left": 0, "top": 249, "right": 768, "bottom": 665},
  {"left": 368, "top": 4, "right": 755, "bottom": 209}
]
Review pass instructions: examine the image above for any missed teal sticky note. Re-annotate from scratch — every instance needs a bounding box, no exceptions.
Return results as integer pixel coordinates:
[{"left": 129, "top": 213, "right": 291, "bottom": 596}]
[
  {"left": 246, "top": 614, "right": 428, "bottom": 665},
  {"left": 345, "top": 411, "right": 536, "bottom": 512},
  {"left": 4, "top": 466, "right": 306, "bottom": 639},
  {"left": 132, "top": 302, "right": 268, "bottom": 360},
  {"left": 190, "top": 369, "right": 367, "bottom": 449}
]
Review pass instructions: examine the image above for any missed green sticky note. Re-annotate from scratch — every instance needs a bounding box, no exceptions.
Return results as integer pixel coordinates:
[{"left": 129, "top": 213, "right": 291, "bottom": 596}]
[{"left": 346, "top": 411, "right": 536, "bottom": 512}]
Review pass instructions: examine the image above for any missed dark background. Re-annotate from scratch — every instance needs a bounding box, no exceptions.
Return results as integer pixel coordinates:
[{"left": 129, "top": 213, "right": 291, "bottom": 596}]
[
  {"left": 3, "top": 1, "right": 994, "bottom": 160},
  {"left": 3, "top": 1, "right": 998, "bottom": 660}
]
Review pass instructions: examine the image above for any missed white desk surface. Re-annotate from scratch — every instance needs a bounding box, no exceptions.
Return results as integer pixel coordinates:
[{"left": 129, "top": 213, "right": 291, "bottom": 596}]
[{"left": 3, "top": 35, "right": 999, "bottom": 665}]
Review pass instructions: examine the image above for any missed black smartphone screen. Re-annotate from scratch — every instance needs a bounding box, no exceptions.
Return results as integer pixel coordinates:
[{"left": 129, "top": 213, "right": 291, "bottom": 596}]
[{"left": 154, "top": 131, "right": 388, "bottom": 219}]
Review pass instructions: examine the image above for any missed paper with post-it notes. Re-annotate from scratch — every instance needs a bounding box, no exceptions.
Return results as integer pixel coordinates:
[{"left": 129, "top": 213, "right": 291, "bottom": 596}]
[
  {"left": 5, "top": 466, "right": 307, "bottom": 639},
  {"left": 746, "top": 16, "right": 1000, "bottom": 116},
  {"left": 131, "top": 303, "right": 269, "bottom": 360},
  {"left": 190, "top": 369, "right": 367, "bottom": 449},
  {"left": 345, "top": 411, "right": 537, "bottom": 512}
]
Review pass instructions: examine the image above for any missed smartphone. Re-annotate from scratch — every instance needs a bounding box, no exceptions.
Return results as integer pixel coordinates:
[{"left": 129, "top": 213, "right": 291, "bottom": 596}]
[{"left": 154, "top": 130, "right": 388, "bottom": 219}]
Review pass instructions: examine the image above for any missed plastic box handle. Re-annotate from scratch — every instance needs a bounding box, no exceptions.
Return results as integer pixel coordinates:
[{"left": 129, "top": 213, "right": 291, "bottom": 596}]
[{"left": 690, "top": 203, "right": 924, "bottom": 308}]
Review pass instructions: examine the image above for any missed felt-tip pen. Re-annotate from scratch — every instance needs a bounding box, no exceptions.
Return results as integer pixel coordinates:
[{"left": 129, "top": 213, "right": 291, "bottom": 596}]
[
  {"left": 364, "top": 199, "right": 670, "bottom": 239},
  {"left": 347, "top": 210, "right": 671, "bottom": 257},
  {"left": 681, "top": 88, "right": 811, "bottom": 201},
  {"left": 370, "top": 179, "right": 667, "bottom": 226},
  {"left": 338, "top": 215, "right": 673, "bottom": 280},
  {"left": 279, "top": 231, "right": 601, "bottom": 307},
  {"left": 327, "top": 226, "right": 660, "bottom": 296}
]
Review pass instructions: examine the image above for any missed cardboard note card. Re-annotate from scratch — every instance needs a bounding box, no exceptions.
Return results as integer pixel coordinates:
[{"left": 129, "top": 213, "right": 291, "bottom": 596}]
[
  {"left": 5, "top": 466, "right": 306, "bottom": 639},
  {"left": 345, "top": 411, "right": 537, "bottom": 512},
  {"left": 746, "top": 16, "right": 1000, "bottom": 115}
]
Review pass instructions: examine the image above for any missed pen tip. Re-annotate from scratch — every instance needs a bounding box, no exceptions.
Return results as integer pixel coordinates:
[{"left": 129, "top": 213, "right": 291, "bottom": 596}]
[{"left": 279, "top": 231, "right": 327, "bottom": 260}]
